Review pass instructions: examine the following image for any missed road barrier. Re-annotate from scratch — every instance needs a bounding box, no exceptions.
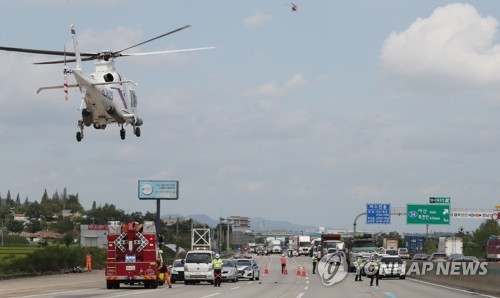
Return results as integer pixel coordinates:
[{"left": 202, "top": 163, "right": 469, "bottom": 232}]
[{"left": 406, "top": 261, "right": 500, "bottom": 297}]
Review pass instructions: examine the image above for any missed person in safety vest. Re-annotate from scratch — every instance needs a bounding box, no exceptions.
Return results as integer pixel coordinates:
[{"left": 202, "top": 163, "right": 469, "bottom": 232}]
[
  {"left": 355, "top": 255, "right": 364, "bottom": 281},
  {"left": 213, "top": 254, "right": 223, "bottom": 287},
  {"left": 86, "top": 253, "right": 92, "bottom": 272},
  {"left": 369, "top": 254, "right": 381, "bottom": 287},
  {"left": 157, "top": 259, "right": 172, "bottom": 288},
  {"left": 312, "top": 253, "right": 318, "bottom": 274},
  {"left": 281, "top": 253, "right": 287, "bottom": 273}
]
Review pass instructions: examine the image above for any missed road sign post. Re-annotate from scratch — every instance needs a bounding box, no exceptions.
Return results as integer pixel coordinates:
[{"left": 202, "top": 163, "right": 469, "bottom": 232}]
[{"left": 407, "top": 204, "right": 450, "bottom": 225}]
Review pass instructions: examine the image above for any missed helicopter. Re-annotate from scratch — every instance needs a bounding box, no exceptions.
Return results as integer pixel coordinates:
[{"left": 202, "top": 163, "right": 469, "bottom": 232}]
[
  {"left": 290, "top": 3, "right": 298, "bottom": 11},
  {"left": 0, "top": 25, "right": 215, "bottom": 142}
]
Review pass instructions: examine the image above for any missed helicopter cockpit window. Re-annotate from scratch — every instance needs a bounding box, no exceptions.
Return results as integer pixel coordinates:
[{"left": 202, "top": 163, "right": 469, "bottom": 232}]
[
  {"left": 104, "top": 73, "right": 114, "bottom": 82},
  {"left": 130, "top": 90, "right": 138, "bottom": 107}
]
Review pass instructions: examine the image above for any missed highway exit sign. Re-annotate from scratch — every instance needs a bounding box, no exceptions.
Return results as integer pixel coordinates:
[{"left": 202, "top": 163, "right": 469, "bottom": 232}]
[
  {"left": 407, "top": 204, "right": 450, "bottom": 225},
  {"left": 429, "top": 197, "right": 450, "bottom": 204}
]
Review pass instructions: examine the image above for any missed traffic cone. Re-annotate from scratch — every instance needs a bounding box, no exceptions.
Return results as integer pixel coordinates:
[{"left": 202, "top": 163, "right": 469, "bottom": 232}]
[
  {"left": 301, "top": 266, "right": 307, "bottom": 277},
  {"left": 283, "top": 266, "right": 288, "bottom": 275},
  {"left": 296, "top": 266, "right": 301, "bottom": 276},
  {"left": 264, "top": 265, "right": 269, "bottom": 275}
]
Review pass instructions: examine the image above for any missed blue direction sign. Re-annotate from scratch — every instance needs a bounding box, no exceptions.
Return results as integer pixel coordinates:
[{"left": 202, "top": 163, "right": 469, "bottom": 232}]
[{"left": 366, "top": 203, "right": 391, "bottom": 224}]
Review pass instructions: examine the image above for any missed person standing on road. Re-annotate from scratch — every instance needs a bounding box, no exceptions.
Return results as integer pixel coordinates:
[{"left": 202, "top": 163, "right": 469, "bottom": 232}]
[
  {"left": 158, "top": 260, "right": 172, "bottom": 288},
  {"left": 281, "top": 253, "right": 287, "bottom": 273},
  {"left": 355, "top": 255, "right": 364, "bottom": 281},
  {"left": 213, "top": 254, "right": 223, "bottom": 287},
  {"left": 312, "top": 253, "right": 318, "bottom": 274},
  {"left": 86, "top": 253, "right": 92, "bottom": 272},
  {"left": 369, "top": 254, "right": 381, "bottom": 287}
]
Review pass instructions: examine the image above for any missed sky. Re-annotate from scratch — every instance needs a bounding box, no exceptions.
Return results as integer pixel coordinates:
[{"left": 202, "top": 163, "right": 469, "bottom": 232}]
[{"left": 1, "top": 0, "right": 500, "bottom": 234}]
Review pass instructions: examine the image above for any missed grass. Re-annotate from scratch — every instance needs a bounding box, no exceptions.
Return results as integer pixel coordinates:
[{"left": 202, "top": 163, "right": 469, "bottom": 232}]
[{"left": 0, "top": 247, "right": 38, "bottom": 261}]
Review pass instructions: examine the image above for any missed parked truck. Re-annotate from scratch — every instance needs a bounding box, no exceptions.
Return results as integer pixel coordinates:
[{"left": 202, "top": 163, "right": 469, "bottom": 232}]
[
  {"left": 105, "top": 221, "right": 163, "bottom": 289},
  {"left": 438, "top": 237, "right": 463, "bottom": 256},
  {"left": 267, "top": 238, "right": 282, "bottom": 254},
  {"left": 294, "top": 236, "right": 311, "bottom": 256},
  {"left": 321, "top": 233, "right": 344, "bottom": 256},
  {"left": 404, "top": 235, "right": 426, "bottom": 257},
  {"left": 486, "top": 236, "right": 500, "bottom": 262},
  {"left": 383, "top": 238, "right": 399, "bottom": 250},
  {"left": 345, "top": 235, "right": 377, "bottom": 272}
]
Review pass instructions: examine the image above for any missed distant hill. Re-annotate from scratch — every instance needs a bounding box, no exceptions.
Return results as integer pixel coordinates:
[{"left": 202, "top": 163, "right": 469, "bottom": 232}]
[{"left": 161, "top": 213, "right": 319, "bottom": 233}]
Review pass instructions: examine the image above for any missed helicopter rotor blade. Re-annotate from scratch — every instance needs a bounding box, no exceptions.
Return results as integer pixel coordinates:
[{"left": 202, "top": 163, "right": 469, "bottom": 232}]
[
  {"left": 0, "top": 45, "right": 96, "bottom": 57},
  {"left": 113, "top": 25, "right": 191, "bottom": 55},
  {"left": 120, "top": 46, "right": 218, "bottom": 57},
  {"left": 34, "top": 56, "right": 96, "bottom": 65}
]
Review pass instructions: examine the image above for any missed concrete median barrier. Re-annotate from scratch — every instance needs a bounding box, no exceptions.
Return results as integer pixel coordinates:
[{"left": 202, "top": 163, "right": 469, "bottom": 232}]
[{"left": 406, "top": 261, "right": 500, "bottom": 296}]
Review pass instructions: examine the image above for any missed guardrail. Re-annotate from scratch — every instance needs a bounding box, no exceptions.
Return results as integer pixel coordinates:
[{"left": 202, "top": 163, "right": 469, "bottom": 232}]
[{"left": 406, "top": 261, "right": 500, "bottom": 296}]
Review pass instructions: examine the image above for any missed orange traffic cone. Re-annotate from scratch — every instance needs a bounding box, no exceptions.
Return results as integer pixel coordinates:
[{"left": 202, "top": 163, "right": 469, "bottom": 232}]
[
  {"left": 301, "top": 266, "right": 307, "bottom": 277},
  {"left": 283, "top": 266, "right": 288, "bottom": 275},
  {"left": 264, "top": 265, "right": 269, "bottom": 275},
  {"left": 296, "top": 266, "right": 301, "bottom": 276}
]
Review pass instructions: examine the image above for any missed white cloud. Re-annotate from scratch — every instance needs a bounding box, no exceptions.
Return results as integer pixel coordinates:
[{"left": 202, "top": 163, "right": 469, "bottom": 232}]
[
  {"left": 247, "top": 73, "right": 307, "bottom": 97},
  {"left": 243, "top": 181, "right": 264, "bottom": 192},
  {"left": 244, "top": 10, "right": 273, "bottom": 27},
  {"left": 380, "top": 3, "right": 500, "bottom": 87}
]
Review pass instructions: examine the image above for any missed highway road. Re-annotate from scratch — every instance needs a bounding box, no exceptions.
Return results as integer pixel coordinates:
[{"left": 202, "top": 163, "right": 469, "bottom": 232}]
[{"left": 0, "top": 255, "right": 497, "bottom": 298}]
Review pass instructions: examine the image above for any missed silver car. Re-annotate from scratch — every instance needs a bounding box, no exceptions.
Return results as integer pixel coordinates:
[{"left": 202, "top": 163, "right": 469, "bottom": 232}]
[{"left": 221, "top": 259, "right": 238, "bottom": 282}]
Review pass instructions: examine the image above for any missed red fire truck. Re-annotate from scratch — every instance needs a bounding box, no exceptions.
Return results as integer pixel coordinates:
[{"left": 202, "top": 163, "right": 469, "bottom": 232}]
[{"left": 105, "top": 221, "right": 164, "bottom": 289}]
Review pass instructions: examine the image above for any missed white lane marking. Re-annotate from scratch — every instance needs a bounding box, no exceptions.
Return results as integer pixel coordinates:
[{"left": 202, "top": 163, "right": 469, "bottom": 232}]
[
  {"left": 16, "top": 288, "right": 100, "bottom": 298},
  {"left": 200, "top": 293, "right": 220, "bottom": 298},
  {"left": 384, "top": 291, "right": 397, "bottom": 298},
  {"left": 408, "top": 278, "right": 498, "bottom": 298},
  {"left": 247, "top": 281, "right": 253, "bottom": 284},
  {"left": 231, "top": 286, "right": 240, "bottom": 290},
  {"left": 304, "top": 286, "right": 308, "bottom": 290},
  {"left": 105, "top": 289, "right": 160, "bottom": 298},
  {"left": 306, "top": 280, "right": 309, "bottom": 284},
  {"left": 297, "top": 293, "right": 304, "bottom": 298}
]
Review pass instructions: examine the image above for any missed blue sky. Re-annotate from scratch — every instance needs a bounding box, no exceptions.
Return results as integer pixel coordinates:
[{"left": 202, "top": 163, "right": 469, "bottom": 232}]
[{"left": 1, "top": 1, "right": 500, "bottom": 233}]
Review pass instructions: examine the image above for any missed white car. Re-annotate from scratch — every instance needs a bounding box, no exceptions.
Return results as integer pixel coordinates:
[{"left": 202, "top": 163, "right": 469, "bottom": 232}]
[
  {"left": 183, "top": 250, "right": 215, "bottom": 285},
  {"left": 170, "top": 259, "right": 185, "bottom": 283},
  {"left": 378, "top": 256, "right": 406, "bottom": 279},
  {"left": 235, "top": 258, "right": 260, "bottom": 280}
]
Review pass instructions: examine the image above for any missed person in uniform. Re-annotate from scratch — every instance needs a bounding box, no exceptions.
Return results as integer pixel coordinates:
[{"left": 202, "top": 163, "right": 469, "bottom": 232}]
[
  {"left": 355, "top": 255, "right": 364, "bottom": 281},
  {"left": 213, "top": 254, "right": 223, "bottom": 287},
  {"left": 86, "top": 253, "right": 92, "bottom": 272},
  {"left": 312, "top": 253, "right": 318, "bottom": 274},
  {"left": 369, "top": 254, "right": 381, "bottom": 287},
  {"left": 281, "top": 254, "right": 287, "bottom": 274}
]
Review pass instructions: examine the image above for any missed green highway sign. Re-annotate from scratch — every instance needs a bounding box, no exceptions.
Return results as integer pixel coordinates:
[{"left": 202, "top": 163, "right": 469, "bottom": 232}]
[
  {"left": 429, "top": 197, "right": 450, "bottom": 204},
  {"left": 407, "top": 204, "right": 450, "bottom": 225}
]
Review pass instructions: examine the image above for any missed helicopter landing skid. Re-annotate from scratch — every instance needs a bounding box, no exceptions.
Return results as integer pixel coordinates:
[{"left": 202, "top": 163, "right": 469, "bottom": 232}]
[{"left": 76, "top": 120, "right": 84, "bottom": 142}]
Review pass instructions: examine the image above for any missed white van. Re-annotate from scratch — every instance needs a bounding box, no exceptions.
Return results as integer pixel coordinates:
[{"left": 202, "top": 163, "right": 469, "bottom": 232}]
[{"left": 183, "top": 250, "right": 215, "bottom": 285}]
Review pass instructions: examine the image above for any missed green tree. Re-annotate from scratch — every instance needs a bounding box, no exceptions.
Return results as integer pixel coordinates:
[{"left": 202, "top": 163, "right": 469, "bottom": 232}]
[
  {"left": 65, "top": 194, "right": 84, "bottom": 214},
  {"left": 62, "top": 231, "right": 76, "bottom": 247},
  {"left": 6, "top": 219, "right": 24, "bottom": 234},
  {"left": 468, "top": 220, "right": 500, "bottom": 258},
  {"left": 51, "top": 217, "right": 75, "bottom": 234}
]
